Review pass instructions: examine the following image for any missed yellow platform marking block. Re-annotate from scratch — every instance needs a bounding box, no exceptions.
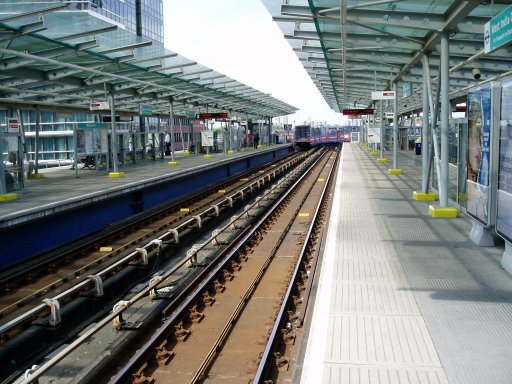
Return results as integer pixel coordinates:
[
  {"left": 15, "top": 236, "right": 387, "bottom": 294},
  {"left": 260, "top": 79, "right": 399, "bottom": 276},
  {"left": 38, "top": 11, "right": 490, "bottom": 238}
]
[
  {"left": 204, "top": 154, "right": 213, "bottom": 159},
  {"left": 376, "top": 158, "right": 388, "bottom": 163},
  {"left": 388, "top": 169, "right": 403, "bottom": 175},
  {"left": 299, "top": 212, "right": 310, "bottom": 217},
  {"left": 0, "top": 193, "right": 17, "bottom": 202},
  {"left": 429, "top": 205, "right": 458, "bottom": 218},
  {"left": 181, "top": 151, "right": 191, "bottom": 155},
  {"left": 100, "top": 247, "right": 113, "bottom": 252},
  {"left": 241, "top": 178, "right": 249, "bottom": 181},
  {"left": 318, "top": 178, "right": 324, "bottom": 182},
  {"left": 227, "top": 150, "right": 236, "bottom": 154},
  {"left": 168, "top": 161, "right": 180, "bottom": 166},
  {"left": 27, "top": 173, "right": 44, "bottom": 179},
  {"left": 218, "top": 189, "right": 226, "bottom": 194},
  {"left": 413, "top": 191, "right": 437, "bottom": 201},
  {"left": 180, "top": 208, "right": 190, "bottom": 212},
  {"left": 259, "top": 170, "right": 265, "bottom": 173},
  {"left": 108, "top": 172, "right": 125, "bottom": 178},
  {"left": 257, "top": 145, "right": 264, "bottom": 149},
  {"left": 370, "top": 151, "right": 379, "bottom": 156}
]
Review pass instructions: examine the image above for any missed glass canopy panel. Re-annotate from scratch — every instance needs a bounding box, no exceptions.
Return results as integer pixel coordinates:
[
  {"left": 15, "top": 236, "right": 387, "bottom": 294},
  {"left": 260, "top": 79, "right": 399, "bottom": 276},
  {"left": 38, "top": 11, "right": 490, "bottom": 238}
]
[{"left": 263, "top": 0, "right": 512, "bottom": 113}]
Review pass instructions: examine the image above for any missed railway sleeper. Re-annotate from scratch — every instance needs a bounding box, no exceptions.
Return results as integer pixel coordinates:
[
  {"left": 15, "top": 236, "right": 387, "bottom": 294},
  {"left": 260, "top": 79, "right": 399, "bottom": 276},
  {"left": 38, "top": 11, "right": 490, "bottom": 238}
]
[
  {"left": 274, "top": 352, "right": 290, "bottom": 371},
  {"left": 213, "top": 279, "right": 226, "bottom": 293},
  {"left": 174, "top": 321, "right": 192, "bottom": 341},
  {"left": 154, "top": 341, "right": 175, "bottom": 367},
  {"left": 202, "top": 290, "right": 216, "bottom": 306},
  {"left": 188, "top": 304, "right": 205, "bottom": 324},
  {"left": 281, "top": 328, "right": 296, "bottom": 345},
  {"left": 132, "top": 363, "right": 154, "bottom": 384},
  {"left": 223, "top": 268, "right": 234, "bottom": 281}
]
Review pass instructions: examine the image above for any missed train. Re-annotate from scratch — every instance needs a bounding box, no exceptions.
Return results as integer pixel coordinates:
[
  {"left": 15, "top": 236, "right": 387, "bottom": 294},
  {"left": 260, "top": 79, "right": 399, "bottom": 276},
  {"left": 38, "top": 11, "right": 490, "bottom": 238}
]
[{"left": 293, "top": 125, "right": 347, "bottom": 149}]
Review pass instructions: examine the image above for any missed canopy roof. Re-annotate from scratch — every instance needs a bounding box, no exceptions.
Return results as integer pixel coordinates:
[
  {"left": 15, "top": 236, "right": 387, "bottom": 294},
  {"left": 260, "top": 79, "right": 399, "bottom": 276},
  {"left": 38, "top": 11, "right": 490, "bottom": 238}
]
[
  {"left": 262, "top": 0, "right": 512, "bottom": 114},
  {"left": 0, "top": 3, "right": 297, "bottom": 119}
]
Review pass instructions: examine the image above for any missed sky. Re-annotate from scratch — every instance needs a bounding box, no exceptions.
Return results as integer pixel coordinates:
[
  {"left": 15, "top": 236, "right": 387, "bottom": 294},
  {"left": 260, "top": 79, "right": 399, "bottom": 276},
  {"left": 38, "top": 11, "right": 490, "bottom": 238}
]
[{"left": 162, "top": 0, "right": 345, "bottom": 126}]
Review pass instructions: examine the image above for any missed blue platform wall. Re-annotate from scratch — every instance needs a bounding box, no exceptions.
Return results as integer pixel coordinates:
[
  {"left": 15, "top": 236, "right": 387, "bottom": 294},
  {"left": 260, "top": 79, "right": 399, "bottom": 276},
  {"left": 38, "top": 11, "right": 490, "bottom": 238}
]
[{"left": 0, "top": 148, "right": 290, "bottom": 270}]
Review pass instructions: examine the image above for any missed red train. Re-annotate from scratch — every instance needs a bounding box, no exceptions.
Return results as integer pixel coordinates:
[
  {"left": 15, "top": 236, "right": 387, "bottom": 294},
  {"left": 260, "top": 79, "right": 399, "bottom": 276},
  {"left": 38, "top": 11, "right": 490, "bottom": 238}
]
[{"left": 293, "top": 125, "right": 343, "bottom": 149}]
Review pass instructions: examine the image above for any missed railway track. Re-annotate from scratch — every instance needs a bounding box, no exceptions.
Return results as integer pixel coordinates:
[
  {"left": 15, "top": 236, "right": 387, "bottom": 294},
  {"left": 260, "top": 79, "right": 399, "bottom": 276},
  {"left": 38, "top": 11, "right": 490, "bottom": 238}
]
[
  {"left": 18, "top": 145, "right": 339, "bottom": 384},
  {"left": 0, "top": 151, "right": 311, "bottom": 382}
]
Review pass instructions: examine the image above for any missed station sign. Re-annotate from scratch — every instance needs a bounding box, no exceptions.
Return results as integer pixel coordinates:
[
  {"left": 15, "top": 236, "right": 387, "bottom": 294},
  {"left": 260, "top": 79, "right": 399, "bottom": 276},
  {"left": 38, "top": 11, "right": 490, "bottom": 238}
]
[
  {"left": 187, "top": 111, "right": 196, "bottom": 119},
  {"left": 139, "top": 105, "right": 153, "bottom": 116},
  {"left": 403, "top": 82, "right": 412, "bottom": 97},
  {"left": 484, "top": 4, "right": 512, "bottom": 53},
  {"left": 342, "top": 108, "right": 374, "bottom": 116},
  {"left": 197, "top": 112, "right": 229, "bottom": 120},
  {"left": 80, "top": 123, "right": 108, "bottom": 129},
  {"left": 7, "top": 118, "right": 19, "bottom": 133},
  {"left": 90, "top": 101, "right": 111, "bottom": 110},
  {"left": 371, "top": 91, "right": 396, "bottom": 100}
]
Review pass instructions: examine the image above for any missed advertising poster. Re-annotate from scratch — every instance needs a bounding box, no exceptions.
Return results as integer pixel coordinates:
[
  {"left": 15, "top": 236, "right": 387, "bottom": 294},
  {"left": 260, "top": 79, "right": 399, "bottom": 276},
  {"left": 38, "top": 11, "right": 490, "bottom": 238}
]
[
  {"left": 84, "top": 130, "right": 93, "bottom": 154},
  {"left": 497, "top": 78, "right": 512, "bottom": 241},
  {"left": 76, "top": 129, "right": 86, "bottom": 156},
  {"left": 466, "top": 86, "right": 492, "bottom": 224},
  {"left": 100, "top": 130, "right": 109, "bottom": 152},
  {"left": 92, "top": 129, "right": 101, "bottom": 153}
]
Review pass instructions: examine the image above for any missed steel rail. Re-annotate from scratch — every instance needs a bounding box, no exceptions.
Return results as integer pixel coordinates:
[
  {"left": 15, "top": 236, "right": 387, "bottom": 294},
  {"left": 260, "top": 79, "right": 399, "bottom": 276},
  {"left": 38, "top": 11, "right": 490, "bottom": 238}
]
[
  {"left": 1, "top": 153, "right": 307, "bottom": 344},
  {"left": 253, "top": 148, "right": 339, "bottom": 383},
  {"left": 20, "top": 150, "right": 320, "bottom": 384},
  {"left": 109, "top": 149, "right": 327, "bottom": 384},
  {"left": 189, "top": 148, "right": 335, "bottom": 384}
]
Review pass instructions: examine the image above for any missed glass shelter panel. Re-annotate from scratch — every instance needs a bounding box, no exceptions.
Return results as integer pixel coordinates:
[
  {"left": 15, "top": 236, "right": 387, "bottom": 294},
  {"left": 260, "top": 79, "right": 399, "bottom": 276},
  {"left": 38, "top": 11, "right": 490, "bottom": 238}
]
[{"left": 497, "top": 77, "right": 512, "bottom": 242}]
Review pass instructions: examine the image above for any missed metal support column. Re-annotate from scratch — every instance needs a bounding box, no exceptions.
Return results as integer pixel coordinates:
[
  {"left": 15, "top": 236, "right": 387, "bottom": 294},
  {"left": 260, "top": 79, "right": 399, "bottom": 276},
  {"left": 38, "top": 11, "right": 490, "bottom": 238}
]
[
  {"left": 440, "top": 32, "right": 450, "bottom": 207},
  {"left": 35, "top": 108, "right": 40, "bottom": 174},
  {"left": 393, "top": 82, "right": 398, "bottom": 170},
  {"left": 422, "top": 64, "right": 430, "bottom": 192},
  {"left": 110, "top": 88, "right": 118, "bottom": 173},
  {"left": 380, "top": 100, "right": 384, "bottom": 157},
  {"left": 169, "top": 99, "right": 175, "bottom": 162}
]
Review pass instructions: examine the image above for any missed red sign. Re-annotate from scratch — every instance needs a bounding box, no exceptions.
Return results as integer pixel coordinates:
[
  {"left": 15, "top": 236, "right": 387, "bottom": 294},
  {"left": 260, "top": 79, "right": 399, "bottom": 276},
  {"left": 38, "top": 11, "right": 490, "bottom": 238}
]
[
  {"left": 342, "top": 108, "right": 374, "bottom": 116},
  {"left": 197, "top": 112, "right": 229, "bottom": 119},
  {"left": 7, "top": 118, "right": 19, "bottom": 133}
]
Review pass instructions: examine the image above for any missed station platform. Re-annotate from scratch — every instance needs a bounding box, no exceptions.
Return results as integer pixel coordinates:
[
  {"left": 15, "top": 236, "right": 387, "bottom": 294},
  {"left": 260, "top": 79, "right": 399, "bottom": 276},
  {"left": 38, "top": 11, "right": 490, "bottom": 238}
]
[
  {"left": 299, "top": 143, "right": 512, "bottom": 384},
  {"left": 0, "top": 145, "right": 291, "bottom": 270}
]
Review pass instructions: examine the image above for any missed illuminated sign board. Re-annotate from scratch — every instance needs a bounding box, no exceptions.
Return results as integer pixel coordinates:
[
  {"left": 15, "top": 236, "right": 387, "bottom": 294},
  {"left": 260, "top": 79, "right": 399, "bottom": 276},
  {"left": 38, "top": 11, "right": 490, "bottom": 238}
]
[
  {"left": 371, "top": 91, "right": 396, "bottom": 100},
  {"left": 90, "top": 101, "right": 110, "bottom": 110},
  {"left": 342, "top": 108, "right": 374, "bottom": 116},
  {"left": 197, "top": 112, "right": 229, "bottom": 119}
]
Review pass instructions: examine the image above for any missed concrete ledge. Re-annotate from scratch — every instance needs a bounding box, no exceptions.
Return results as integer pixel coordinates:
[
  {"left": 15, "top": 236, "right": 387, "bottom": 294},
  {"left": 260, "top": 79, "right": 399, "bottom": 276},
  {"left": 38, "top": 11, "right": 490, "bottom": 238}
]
[
  {"left": 167, "top": 161, "right": 180, "bottom": 166},
  {"left": 388, "top": 168, "right": 403, "bottom": 175},
  {"left": 108, "top": 172, "right": 125, "bottom": 178},
  {"left": 204, "top": 154, "right": 213, "bottom": 159},
  {"left": 413, "top": 191, "right": 437, "bottom": 201},
  {"left": 27, "top": 173, "right": 45, "bottom": 180},
  {"left": 376, "top": 157, "right": 388, "bottom": 163},
  {"left": 429, "top": 205, "right": 458, "bottom": 218},
  {"left": 0, "top": 193, "right": 17, "bottom": 202}
]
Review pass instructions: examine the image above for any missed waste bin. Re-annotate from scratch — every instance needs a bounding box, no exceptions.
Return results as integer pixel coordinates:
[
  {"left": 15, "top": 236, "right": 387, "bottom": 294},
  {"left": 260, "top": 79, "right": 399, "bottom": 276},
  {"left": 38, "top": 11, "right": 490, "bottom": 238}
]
[{"left": 415, "top": 138, "right": 422, "bottom": 155}]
